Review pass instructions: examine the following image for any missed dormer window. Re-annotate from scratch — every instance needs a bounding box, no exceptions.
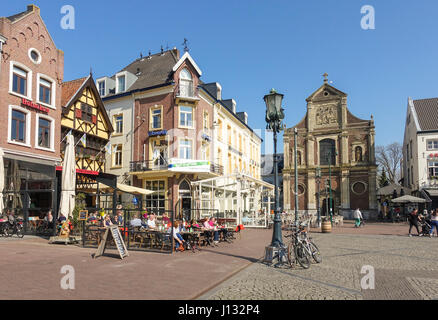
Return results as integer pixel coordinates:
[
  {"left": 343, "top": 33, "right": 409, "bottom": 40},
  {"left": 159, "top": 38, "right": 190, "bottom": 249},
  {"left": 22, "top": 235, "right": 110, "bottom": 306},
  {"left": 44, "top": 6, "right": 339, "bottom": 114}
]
[
  {"left": 117, "top": 75, "right": 126, "bottom": 93},
  {"left": 98, "top": 80, "right": 105, "bottom": 96}
]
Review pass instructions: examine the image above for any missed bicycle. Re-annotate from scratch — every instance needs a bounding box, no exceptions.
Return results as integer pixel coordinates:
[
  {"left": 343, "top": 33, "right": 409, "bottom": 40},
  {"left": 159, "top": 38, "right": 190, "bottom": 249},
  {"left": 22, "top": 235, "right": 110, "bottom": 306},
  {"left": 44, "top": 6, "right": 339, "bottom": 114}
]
[
  {"left": 286, "top": 223, "right": 322, "bottom": 268},
  {"left": 8, "top": 220, "right": 24, "bottom": 238}
]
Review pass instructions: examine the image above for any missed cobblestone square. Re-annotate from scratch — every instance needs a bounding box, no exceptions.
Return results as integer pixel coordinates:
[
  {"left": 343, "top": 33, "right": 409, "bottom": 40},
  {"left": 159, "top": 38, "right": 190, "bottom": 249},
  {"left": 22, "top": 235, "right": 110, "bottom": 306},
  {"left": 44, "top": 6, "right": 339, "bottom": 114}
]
[{"left": 201, "top": 226, "right": 438, "bottom": 300}]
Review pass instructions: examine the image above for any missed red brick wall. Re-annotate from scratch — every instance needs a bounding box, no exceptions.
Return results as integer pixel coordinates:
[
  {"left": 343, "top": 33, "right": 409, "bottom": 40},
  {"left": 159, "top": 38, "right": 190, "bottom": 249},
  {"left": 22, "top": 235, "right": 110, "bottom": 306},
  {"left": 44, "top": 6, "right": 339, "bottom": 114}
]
[{"left": 0, "top": 9, "right": 64, "bottom": 159}]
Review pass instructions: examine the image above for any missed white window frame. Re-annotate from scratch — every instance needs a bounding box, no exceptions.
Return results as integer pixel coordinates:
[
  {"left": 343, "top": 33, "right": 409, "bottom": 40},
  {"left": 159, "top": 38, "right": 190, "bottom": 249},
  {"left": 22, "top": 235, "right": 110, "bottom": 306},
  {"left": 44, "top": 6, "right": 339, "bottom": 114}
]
[
  {"left": 112, "top": 144, "right": 123, "bottom": 167},
  {"left": 113, "top": 114, "right": 123, "bottom": 135},
  {"left": 427, "top": 140, "right": 438, "bottom": 151},
  {"left": 179, "top": 138, "right": 193, "bottom": 160},
  {"left": 28, "top": 48, "right": 42, "bottom": 65},
  {"left": 179, "top": 105, "right": 194, "bottom": 129},
  {"left": 98, "top": 80, "right": 106, "bottom": 97},
  {"left": 35, "top": 114, "right": 55, "bottom": 152},
  {"left": 8, "top": 105, "right": 31, "bottom": 148},
  {"left": 116, "top": 72, "right": 127, "bottom": 93},
  {"left": 36, "top": 73, "right": 56, "bottom": 109},
  {"left": 9, "top": 61, "right": 32, "bottom": 100}
]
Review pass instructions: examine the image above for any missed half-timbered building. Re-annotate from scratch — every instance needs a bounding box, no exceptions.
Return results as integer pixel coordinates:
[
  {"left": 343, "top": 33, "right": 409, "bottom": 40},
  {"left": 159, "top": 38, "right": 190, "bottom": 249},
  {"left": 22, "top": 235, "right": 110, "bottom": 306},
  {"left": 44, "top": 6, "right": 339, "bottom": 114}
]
[{"left": 60, "top": 75, "right": 115, "bottom": 204}]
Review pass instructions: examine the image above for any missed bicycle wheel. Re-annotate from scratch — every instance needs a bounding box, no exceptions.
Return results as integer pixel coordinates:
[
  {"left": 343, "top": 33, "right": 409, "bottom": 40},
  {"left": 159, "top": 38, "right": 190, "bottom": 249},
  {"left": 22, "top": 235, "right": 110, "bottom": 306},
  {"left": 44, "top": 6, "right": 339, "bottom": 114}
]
[
  {"left": 287, "top": 242, "right": 295, "bottom": 267},
  {"left": 16, "top": 225, "right": 24, "bottom": 238},
  {"left": 294, "top": 242, "right": 311, "bottom": 269},
  {"left": 309, "top": 242, "right": 322, "bottom": 263}
]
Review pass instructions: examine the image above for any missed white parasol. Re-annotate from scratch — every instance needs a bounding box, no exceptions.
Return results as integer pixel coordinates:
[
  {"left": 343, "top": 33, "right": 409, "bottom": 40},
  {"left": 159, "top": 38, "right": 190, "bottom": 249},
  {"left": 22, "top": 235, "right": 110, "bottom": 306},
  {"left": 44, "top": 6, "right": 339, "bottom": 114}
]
[{"left": 59, "top": 134, "right": 76, "bottom": 218}]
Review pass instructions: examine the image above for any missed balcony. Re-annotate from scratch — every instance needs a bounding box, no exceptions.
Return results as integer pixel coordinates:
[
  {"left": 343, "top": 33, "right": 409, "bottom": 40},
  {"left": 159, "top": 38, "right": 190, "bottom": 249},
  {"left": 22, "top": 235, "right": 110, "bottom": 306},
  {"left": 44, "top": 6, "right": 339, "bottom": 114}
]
[
  {"left": 130, "top": 158, "right": 223, "bottom": 176},
  {"left": 130, "top": 160, "right": 168, "bottom": 172},
  {"left": 175, "top": 83, "right": 199, "bottom": 102}
]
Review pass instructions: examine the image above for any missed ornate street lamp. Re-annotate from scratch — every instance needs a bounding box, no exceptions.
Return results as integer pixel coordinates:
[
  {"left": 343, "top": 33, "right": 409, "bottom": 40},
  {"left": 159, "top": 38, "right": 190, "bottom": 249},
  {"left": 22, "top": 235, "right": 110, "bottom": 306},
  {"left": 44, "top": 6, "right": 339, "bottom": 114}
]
[
  {"left": 263, "top": 89, "right": 285, "bottom": 264},
  {"left": 316, "top": 167, "right": 322, "bottom": 228}
]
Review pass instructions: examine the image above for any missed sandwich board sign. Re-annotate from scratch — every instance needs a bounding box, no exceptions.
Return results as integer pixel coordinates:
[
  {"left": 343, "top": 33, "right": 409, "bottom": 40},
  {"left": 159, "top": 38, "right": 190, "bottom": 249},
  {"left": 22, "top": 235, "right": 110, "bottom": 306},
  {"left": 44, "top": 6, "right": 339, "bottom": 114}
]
[{"left": 93, "top": 225, "right": 129, "bottom": 260}]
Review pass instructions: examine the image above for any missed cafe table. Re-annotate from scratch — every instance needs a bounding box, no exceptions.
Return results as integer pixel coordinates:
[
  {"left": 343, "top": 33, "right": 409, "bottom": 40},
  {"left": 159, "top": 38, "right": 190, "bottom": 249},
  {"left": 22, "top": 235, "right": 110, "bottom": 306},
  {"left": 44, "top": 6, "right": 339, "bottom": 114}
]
[{"left": 179, "top": 230, "right": 202, "bottom": 252}]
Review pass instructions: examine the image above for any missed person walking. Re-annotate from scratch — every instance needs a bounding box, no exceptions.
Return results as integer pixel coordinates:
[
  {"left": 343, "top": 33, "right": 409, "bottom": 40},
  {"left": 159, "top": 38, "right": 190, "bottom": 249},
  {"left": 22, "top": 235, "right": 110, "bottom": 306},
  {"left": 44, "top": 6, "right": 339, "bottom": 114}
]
[
  {"left": 429, "top": 209, "right": 438, "bottom": 238},
  {"left": 353, "top": 208, "right": 363, "bottom": 228},
  {"left": 408, "top": 209, "right": 422, "bottom": 237}
]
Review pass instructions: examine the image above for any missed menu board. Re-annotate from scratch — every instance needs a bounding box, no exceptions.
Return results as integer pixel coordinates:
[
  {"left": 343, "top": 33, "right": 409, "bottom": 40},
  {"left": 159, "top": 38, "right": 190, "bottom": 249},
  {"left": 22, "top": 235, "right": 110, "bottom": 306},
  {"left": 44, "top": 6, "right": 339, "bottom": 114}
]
[{"left": 93, "top": 226, "right": 129, "bottom": 260}]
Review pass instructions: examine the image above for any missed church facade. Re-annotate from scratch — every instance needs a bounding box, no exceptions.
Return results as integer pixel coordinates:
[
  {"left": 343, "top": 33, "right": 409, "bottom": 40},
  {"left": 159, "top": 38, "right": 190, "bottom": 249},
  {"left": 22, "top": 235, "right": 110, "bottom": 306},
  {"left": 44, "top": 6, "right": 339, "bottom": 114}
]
[{"left": 283, "top": 76, "right": 378, "bottom": 219}]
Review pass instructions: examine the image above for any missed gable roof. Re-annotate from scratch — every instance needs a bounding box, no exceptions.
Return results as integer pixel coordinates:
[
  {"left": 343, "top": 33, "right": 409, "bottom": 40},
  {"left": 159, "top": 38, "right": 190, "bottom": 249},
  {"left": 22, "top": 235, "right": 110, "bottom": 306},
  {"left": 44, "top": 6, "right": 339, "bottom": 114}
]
[
  {"left": 61, "top": 75, "right": 114, "bottom": 133},
  {"left": 172, "top": 51, "right": 202, "bottom": 76},
  {"left": 412, "top": 98, "right": 438, "bottom": 131},
  {"left": 306, "top": 83, "right": 347, "bottom": 102},
  {"left": 102, "top": 49, "right": 180, "bottom": 99}
]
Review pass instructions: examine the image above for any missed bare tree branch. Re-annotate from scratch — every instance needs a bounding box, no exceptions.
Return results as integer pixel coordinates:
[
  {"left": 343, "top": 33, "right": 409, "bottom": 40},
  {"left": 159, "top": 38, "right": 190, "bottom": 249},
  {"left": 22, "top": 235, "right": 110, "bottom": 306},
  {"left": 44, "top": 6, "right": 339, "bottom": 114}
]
[{"left": 376, "top": 142, "right": 402, "bottom": 184}]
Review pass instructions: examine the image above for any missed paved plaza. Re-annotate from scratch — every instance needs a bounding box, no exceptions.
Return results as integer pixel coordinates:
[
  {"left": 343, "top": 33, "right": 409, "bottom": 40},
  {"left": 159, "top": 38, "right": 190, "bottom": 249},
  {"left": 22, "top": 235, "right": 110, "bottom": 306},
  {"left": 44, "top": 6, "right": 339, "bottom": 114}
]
[
  {"left": 1, "top": 222, "right": 437, "bottom": 300},
  {"left": 201, "top": 227, "right": 438, "bottom": 300}
]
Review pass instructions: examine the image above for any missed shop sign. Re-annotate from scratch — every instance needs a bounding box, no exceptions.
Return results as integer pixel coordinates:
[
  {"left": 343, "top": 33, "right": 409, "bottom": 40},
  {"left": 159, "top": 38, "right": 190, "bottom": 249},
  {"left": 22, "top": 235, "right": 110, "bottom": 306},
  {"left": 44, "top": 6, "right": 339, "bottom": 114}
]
[
  {"left": 21, "top": 98, "right": 49, "bottom": 113},
  {"left": 56, "top": 166, "right": 99, "bottom": 176},
  {"left": 168, "top": 159, "right": 211, "bottom": 173},
  {"left": 149, "top": 130, "right": 167, "bottom": 137}
]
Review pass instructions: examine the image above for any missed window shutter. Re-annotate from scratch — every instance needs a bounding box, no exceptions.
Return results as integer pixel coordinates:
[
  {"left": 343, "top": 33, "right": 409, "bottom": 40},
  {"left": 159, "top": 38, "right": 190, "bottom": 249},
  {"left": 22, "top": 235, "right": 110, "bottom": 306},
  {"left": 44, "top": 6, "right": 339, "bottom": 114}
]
[
  {"left": 92, "top": 115, "right": 97, "bottom": 124},
  {"left": 76, "top": 109, "right": 82, "bottom": 119}
]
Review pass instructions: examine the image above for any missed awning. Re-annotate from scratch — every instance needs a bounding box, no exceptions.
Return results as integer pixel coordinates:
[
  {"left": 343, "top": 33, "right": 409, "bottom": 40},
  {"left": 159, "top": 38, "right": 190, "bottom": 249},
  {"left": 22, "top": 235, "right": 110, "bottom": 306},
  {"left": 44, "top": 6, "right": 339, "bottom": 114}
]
[
  {"left": 424, "top": 189, "right": 438, "bottom": 197},
  {"left": 391, "top": 195, "right": 428, "bottom": 203},
  {"left": 99, "top": 182, "right": 155, "bottom": 195}
]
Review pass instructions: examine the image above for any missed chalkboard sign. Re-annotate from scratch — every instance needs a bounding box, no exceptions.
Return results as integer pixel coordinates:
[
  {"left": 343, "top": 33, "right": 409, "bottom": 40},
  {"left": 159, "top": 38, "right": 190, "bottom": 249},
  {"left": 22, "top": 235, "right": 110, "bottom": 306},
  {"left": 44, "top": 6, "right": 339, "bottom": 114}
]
[
  {"left": 79, "top": 210, "right": 88, "bottom": 221},
  {"left": 110, "top": 225, "right": 129, "bottom": 259},
  {"left": 93, "top": 226, "right": 129, "bottom": 260}
]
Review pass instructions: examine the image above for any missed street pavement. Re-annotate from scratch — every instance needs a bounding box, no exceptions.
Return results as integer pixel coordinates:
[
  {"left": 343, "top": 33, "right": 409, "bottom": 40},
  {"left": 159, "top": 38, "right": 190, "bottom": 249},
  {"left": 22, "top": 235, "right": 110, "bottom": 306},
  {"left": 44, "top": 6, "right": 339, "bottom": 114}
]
[
  {"left": 1, "top": 222, "right": 437, "bottom": 300},
  {"left": 200, "top": 224, "right": 438, "bottom": 300}
]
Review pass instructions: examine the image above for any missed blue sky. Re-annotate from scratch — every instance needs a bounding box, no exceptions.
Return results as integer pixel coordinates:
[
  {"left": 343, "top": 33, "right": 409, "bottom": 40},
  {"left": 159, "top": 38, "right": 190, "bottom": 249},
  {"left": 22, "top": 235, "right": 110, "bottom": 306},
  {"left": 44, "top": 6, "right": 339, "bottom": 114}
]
[{"left": 5, "top": 0, "right": 438, "bottom": 154}]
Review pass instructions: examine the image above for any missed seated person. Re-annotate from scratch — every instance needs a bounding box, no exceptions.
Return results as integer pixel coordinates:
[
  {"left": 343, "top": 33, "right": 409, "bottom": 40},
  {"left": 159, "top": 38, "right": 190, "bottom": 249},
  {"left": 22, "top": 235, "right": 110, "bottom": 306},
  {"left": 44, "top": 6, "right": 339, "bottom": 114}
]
[
  {"left": 203, "top": 217, "right": 220, "bottom": 245},
  {"left": 130, "top": 214, "right": 147, "bottom": 229},
  {"left": 147, "top": 214, "right": 157, "bottom": 230},
  {"left": 44, "top": 210, "right": 54, "bottom": 229},
  {"left": 189, "top": 219, "right": 201, "bottom": 229},
  {"left": 162, "top": 212, "right": 171, "bottom": 225},
  {"left": 103, "top": 215, "right": 113, "bottom": 227},
  {"left": 168, "top": 221, "right": 185, "bottom": 252},
  {"left": 214, "top": 218, "right": 228, "bottom": 241}
]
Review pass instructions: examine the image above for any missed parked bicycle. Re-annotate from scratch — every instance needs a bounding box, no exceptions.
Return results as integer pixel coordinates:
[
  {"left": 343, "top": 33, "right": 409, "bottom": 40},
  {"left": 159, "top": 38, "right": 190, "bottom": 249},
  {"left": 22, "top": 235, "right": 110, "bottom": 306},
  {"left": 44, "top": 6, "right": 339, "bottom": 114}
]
[
  {"left": 286, "top": 222, "right": 322, "bottom": 269},
  {"left": 8, "top": 219, "right": 24, "bottom": 238}
]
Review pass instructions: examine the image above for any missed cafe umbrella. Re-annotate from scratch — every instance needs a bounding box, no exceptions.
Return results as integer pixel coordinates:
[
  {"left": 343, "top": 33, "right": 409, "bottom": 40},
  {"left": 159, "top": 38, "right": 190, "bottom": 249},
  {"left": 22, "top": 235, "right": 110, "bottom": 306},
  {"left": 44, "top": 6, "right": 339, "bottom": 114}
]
[{"left": 59, "top": 134, "right": 76, "bottom": 218}]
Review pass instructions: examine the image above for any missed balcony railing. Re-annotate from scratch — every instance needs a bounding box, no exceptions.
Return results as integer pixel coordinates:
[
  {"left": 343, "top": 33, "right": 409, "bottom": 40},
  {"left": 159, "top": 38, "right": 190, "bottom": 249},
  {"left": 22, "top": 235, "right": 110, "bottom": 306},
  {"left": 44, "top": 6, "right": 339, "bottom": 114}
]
[
  {"left": 176, "top": 83, "right": 198, "bottom": 99},
  {"left": 130, "top": 160, "right": 168, "bottom": 172},
  {"left": 130, "top": 159, "right": 224, "bottom": 175}
]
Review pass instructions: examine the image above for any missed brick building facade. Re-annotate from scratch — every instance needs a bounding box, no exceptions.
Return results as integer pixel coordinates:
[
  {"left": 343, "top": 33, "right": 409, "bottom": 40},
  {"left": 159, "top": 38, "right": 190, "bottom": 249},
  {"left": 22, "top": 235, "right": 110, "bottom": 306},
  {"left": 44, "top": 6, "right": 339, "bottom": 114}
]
[
  {"left": 283, "top": 77, "right": 378, "bottom": 219},
  {"left": 0, "top": 5, "right": 64, "bottom": 229}
]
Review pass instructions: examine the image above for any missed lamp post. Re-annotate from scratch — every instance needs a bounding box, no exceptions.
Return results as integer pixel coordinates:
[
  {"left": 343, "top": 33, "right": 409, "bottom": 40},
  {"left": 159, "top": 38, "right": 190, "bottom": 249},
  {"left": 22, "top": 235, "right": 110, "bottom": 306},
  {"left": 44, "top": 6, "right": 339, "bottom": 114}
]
[
  {"left": 263, "top": 89, "right": 285, "bottom": 263},
  {"left": 294, "top": 128, "right": 299, "bottom": 225},
  {"left": 327, "top": 150, "right": 337, "bottom": 225},
  {"left": 316, "top": 167, "right": 321, "bottom": 228}
]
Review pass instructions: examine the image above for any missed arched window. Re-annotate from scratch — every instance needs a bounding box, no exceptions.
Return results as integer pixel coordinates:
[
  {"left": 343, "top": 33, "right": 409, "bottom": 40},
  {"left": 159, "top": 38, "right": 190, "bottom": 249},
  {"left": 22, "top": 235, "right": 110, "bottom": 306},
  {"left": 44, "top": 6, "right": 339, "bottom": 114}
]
[
  {"left": 320, "top": 139, "right": 336, "bottom": 165},
  {"left": 179, "top": 180, "right": 191, "bottom": 193},
  {"left": 179, "top": 68, "right": 193, "bottom": 97},
  {"left": 355, "top": 146, "right": 363, "bottom": 162}
]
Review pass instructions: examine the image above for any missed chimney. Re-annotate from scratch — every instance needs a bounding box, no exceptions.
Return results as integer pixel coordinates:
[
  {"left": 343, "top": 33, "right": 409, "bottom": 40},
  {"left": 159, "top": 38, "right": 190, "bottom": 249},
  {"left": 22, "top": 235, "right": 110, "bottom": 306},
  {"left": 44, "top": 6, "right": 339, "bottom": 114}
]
[
  {"left": 27, "top": 4, "right": 40, "bottom": 14},
  {"left": 231, "top": 99, "right": 236, "bottom": 114},
  {"left": 216, "top": 83, "right": 222, "bottom": 100},
  {"left": 172, "top": 47, "right": 180, "bottom": 59}
]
